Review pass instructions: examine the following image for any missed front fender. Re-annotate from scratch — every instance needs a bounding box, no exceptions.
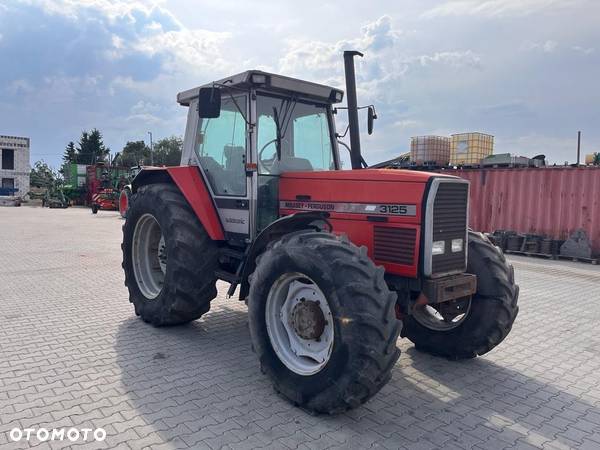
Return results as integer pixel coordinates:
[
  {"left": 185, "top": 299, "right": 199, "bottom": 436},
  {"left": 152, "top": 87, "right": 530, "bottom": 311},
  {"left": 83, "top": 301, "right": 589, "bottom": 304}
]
[
  {"left": 132, "top": 166, "right": 225, "bottom": 241},
  {"left": 238, "top": 211, "right": 331, "bottom": 300}
]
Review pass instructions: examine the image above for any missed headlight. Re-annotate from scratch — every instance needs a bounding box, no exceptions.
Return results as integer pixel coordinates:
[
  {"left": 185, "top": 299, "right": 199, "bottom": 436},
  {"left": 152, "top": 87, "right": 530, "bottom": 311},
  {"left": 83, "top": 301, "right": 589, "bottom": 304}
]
[
  {"left": 451, "top": 238, "right": 463, "bottom": 253},
  {"left": 432, "top": 240, "right": 445, "bottom": 255}
]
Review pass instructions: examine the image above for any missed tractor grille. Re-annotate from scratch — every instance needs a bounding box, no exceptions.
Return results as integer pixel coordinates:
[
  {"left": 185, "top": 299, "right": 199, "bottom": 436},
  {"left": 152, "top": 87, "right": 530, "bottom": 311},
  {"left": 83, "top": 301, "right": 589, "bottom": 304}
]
[
  {"left": 431, "top": 181, "right": 469, "bottom": 275},
  {"left": 373, "top": 226, "right": 416, "bottom": 266}
]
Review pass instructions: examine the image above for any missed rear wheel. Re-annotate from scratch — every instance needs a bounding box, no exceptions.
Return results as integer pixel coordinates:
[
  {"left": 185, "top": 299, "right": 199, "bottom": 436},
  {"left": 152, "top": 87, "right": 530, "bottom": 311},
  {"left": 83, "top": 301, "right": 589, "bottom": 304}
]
[
  {"left": 248, "top": 231, "right": 401, "bottom": 414},
  {"left": 402, "top": 231, "right": 519, "bottom": 359},
  {"left": 122, "top": 183, "right": 218, "bottom": 326}
]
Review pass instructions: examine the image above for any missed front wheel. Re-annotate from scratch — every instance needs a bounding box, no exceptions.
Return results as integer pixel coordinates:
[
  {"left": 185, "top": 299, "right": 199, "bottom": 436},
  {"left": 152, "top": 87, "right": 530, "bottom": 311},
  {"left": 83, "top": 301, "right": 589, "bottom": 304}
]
[
  {"left": 401, "top": 231, "right": 519, "bottom": 359},
  {"left": 248, "top": 231, "right": 401, "bottom": 414}
]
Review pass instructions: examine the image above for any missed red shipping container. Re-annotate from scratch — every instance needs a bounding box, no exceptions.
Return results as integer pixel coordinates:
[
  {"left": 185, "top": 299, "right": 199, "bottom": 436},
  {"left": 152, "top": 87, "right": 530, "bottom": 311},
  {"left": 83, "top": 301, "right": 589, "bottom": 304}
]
[{"left": 441, "top": 167, "right": 600, "bottom": 256}]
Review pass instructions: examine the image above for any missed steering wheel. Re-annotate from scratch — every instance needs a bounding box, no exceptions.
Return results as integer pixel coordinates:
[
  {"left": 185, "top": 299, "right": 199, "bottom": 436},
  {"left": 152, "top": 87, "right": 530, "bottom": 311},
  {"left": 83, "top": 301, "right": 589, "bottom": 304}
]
[{"left": 258, "top": 138, "right": 278, "bottom": 173}]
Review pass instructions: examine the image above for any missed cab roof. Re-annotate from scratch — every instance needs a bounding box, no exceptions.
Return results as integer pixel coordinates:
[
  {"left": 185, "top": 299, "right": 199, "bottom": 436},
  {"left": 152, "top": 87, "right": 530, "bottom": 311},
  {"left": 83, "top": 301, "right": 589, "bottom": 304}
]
[{"left": 177, "top": 70, "right": 344, "bottom": 106}]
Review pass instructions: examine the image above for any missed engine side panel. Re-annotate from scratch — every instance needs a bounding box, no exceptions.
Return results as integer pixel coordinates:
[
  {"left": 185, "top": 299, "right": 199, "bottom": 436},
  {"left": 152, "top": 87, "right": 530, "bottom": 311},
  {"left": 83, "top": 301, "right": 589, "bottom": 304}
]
[
  {"left": 279, "top": 176, "right": 429, "bottom": 278},
  {"left": 133, "top": 166, "right": 225, "bottom": 241}
]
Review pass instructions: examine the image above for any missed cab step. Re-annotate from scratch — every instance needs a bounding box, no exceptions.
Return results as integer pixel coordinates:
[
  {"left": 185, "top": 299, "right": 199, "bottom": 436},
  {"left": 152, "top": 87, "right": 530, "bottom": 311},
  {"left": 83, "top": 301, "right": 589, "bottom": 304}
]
[
  {"left": 218, "top": 248, "right": 245, "bottom": 261},
  {"left": 215, "top": 270, "right": 239, "bottom": 284}
]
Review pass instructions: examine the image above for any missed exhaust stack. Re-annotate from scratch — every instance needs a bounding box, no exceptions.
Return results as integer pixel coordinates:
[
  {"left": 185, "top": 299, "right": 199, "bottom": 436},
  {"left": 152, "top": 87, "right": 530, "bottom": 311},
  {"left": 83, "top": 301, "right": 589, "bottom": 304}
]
[{"left": 343, "top": 50, "right": 364, "bottom": 170}]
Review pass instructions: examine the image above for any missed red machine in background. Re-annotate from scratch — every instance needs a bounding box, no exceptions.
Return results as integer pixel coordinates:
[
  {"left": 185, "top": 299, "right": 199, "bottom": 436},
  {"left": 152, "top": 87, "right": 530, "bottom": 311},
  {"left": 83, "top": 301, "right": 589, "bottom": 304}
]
[
  {"left": 91, "top": 188, "right": 118, "bottom": 214},
  {"left": 87, "top": 164, "right": 128, "bottom": 214}
]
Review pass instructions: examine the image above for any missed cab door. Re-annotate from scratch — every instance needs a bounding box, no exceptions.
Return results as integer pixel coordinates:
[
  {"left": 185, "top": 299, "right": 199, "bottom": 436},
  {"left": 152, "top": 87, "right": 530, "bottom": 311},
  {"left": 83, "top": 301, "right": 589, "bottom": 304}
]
[{"left": 193, "top": 93, "right": 252, "bottom": 242}]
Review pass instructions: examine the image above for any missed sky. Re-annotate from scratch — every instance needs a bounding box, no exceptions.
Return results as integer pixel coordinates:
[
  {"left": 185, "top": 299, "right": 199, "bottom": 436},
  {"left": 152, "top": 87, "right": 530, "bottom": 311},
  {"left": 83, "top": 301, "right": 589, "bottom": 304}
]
[{"left": 0, "top": 0, "right": 599, "bottom": 168}]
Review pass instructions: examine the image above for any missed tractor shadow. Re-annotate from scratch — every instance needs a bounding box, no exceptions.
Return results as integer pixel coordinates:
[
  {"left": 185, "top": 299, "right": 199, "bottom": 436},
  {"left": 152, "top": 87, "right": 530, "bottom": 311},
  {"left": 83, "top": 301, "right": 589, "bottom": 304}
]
[{"left": 115, "top": 304, "right": 600, "bottom": 448}]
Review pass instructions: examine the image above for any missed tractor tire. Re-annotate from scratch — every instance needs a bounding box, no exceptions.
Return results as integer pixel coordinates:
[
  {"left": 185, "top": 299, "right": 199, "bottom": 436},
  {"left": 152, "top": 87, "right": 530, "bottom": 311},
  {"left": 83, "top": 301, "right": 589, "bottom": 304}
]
[
  {"left": 248, "top": 231, "right": 401, "bottom": 414},
  {"left": 401, "top": 231, "right": 519, "bottom": 359},
  {"left": 122, "top": 183, "right": 218, "bottom": 326}
]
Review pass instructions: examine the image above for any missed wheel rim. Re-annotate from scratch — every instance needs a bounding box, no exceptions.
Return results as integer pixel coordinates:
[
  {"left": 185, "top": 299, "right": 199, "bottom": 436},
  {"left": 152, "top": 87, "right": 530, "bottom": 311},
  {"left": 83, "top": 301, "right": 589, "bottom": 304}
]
[
  {"left": 132, "top": 214, "right": 166, "bottom": 299},
  {"left": 412, "top": 297, "right": 472, "bottom": 331},
  {"left": 265, "top": 273, "right": 334, "bottom": 376}
]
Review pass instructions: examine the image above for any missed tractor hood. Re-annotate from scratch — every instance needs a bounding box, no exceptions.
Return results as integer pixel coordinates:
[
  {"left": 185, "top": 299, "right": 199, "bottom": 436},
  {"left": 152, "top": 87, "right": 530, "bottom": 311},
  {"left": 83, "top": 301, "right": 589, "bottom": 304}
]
[
  {"left": 278, "top": 168, "right": 464, "bottom": 279},
  {"left": 279, "top": 169, "right": 458, "bottom": 226},
  {"left": 280, "top": 168, "right": 449, "bottom": 183},
  {"left": 279, "top": 169, "right": 456, "bottom": 223}
]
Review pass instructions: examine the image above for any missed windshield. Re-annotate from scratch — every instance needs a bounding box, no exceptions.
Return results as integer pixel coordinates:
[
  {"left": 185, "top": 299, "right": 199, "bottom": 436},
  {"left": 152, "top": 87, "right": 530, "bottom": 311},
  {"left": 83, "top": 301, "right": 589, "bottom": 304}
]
[{"left": 256, "top": 93, "right": 335, "bottom": 174}]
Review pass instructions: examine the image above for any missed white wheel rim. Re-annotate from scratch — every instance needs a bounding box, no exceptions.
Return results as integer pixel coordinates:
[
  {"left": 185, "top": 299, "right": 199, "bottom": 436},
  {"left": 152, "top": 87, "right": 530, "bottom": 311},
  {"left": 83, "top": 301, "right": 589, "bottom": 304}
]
[
  {"left": 265, "top": 273, "right": 334, "bottom": 376},
  {"left": 132, "top": 214, "right": 166, "bottom": 300}
]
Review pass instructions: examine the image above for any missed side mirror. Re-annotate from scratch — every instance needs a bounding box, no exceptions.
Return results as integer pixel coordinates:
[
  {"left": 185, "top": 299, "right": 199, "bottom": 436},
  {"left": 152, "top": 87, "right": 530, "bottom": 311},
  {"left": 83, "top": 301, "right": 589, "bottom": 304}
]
[
  {"left": 198, "top": 87, "right": 221, "bottom": 118},
  {"left": 367, "top": 106, "right": 377, "bottom": 135}
]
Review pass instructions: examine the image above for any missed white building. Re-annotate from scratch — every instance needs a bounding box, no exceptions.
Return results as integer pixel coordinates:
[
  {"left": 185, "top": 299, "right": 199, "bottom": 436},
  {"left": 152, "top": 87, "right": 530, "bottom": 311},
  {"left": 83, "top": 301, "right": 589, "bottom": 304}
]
[{"left": 0, "top": 135, "right": 31, "bottom": 198}]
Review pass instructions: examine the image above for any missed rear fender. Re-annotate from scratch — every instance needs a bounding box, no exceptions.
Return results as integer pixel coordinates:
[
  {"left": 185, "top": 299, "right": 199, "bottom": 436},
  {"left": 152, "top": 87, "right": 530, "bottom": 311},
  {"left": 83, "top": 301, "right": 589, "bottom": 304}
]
[
  {"left": 132, "top": 166, "right": 225, "bottom": 241},
  {"left": 238, "top": 211, "right": 331, "bottom": 300}
]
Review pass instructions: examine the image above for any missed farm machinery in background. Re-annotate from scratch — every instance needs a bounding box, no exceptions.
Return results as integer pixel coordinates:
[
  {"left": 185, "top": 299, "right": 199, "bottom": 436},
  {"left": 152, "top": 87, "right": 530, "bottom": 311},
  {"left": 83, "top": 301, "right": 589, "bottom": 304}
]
[
  {"left": 62, "top": 162, "right": 141, "bottom": 214},
  {"left": 87, "top": 164, "right": 129, "bottom": 214},
  {"left": 27, "top": 181, "right": 70, "bottom": 208}
]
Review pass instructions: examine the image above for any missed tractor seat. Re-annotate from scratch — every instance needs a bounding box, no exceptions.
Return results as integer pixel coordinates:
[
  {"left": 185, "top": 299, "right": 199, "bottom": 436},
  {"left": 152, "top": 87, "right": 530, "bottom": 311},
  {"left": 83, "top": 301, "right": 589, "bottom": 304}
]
[
  {"left": 272, "top": 156, "right": 313, "bottom": 173},
  {"left": 224, "top": 145, "right": 245, "bottom": 170},
  {"left": 197, "top": 155, "right": 227, "bottom": 194}
]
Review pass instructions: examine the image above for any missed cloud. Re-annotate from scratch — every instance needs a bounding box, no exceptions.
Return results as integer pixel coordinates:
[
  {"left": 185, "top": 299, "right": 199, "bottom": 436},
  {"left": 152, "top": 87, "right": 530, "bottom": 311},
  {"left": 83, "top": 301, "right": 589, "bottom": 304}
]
[
  {"left": 1, "top": 0, "right": 230, "bottom": 89},
  {"left": 0, "top": 0, "right": 237, "bottom": 167},
  {"left": 130, "top": 100, "right": 160, "bottom": 115},
  {"left": 573, "top": 45, "right": 595, "bottom": 55},
  {"left": 478, "top": 101, "right": 533, "bottom": 119},
  {"left": 133, "top": 28, "right": 232, "bottom": 74},
  {"left": 393, "top": 119, "right": 421, "bottom": 129},
  {"left": 496, "top": 134, "right": 580, "bottom": 163},
  {"left": 423, "top": 0, "right": 584, "bottom": 18},
  {"left": 1, "top": 1, "right": 599, "bottom": 168},
  {"left": 278, "top": 15, "right": 400, "bottom": 87},
  {"left": 5, "top": 79, "right": 35, "bottom": 95},
  {"left": 278, "top": 15, "right": 481, "bottom": 102},
  {"left": 416, "top": 50, "right": 482, "bottom": 68},
  {"left": 521, "top": 40, "right": 558, "bottom": 53}
]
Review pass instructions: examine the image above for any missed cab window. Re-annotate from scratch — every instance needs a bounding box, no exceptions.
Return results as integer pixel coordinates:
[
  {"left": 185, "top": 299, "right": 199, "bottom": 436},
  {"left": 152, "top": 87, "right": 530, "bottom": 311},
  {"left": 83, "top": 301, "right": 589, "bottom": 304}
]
[{"left": 195, "top": 95, "right": 247, "bottom": 196}]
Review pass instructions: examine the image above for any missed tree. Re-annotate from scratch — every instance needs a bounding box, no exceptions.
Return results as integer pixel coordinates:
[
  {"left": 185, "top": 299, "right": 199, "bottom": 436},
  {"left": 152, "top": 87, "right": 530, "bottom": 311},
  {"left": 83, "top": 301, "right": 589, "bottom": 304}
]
[
  {"left": 62, "top": 141, "right": 77, "bottom": 164},
  {"left": 594, "top": 152, "right": 600, "bottom": 166},
  {"left": 116, "top": 141, "right": 150, "bottom": 167},
  {"left": 30, "top": 161, "right": 60, "bottom": 188},
  {"left": 111, "top": 152, "right": 121, "bottom": 167},
  {"left": 76, "top": 129, "right": 110, "bottom": 164},
  {"left": 153, "top": 136, "right": 183, "bottom": 166}
]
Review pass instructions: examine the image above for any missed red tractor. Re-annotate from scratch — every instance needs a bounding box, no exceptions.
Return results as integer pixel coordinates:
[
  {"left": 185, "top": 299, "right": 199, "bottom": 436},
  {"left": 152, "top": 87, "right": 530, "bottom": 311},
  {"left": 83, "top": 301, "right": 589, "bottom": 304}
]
[{"left": 122, "top": 51, "right": 518, "bottom": 414}]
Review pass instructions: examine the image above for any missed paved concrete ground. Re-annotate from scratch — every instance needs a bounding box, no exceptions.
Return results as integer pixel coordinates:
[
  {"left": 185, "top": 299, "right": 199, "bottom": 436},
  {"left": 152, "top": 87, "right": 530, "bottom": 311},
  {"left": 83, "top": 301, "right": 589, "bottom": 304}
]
[{"left": 1, "top": 205, "right": 600, "bottom": 450}]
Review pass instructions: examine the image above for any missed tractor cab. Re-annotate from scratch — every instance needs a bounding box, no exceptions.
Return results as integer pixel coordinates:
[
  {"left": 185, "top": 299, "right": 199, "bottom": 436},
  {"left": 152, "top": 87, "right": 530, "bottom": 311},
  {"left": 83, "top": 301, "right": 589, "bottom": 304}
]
[{"left": 176, "top": 70, "right": 346, "bottom": 241}]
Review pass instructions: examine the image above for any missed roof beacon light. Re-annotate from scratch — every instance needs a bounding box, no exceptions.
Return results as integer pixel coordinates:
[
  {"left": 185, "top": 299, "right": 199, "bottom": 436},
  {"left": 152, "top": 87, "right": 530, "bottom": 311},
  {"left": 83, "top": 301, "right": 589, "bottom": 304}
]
[{"left": 251, "top": 74, "right": 267, "bottom": 85}]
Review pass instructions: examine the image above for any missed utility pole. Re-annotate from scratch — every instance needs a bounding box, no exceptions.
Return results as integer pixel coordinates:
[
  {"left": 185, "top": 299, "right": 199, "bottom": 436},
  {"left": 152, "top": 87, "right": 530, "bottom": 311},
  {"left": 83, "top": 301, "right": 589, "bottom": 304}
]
[
  {"left": 148, "top": 131, "right": 154, "bottom": 166},
  {"left": 576, "top": 131, "right": 581, "bottom": 166}
]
